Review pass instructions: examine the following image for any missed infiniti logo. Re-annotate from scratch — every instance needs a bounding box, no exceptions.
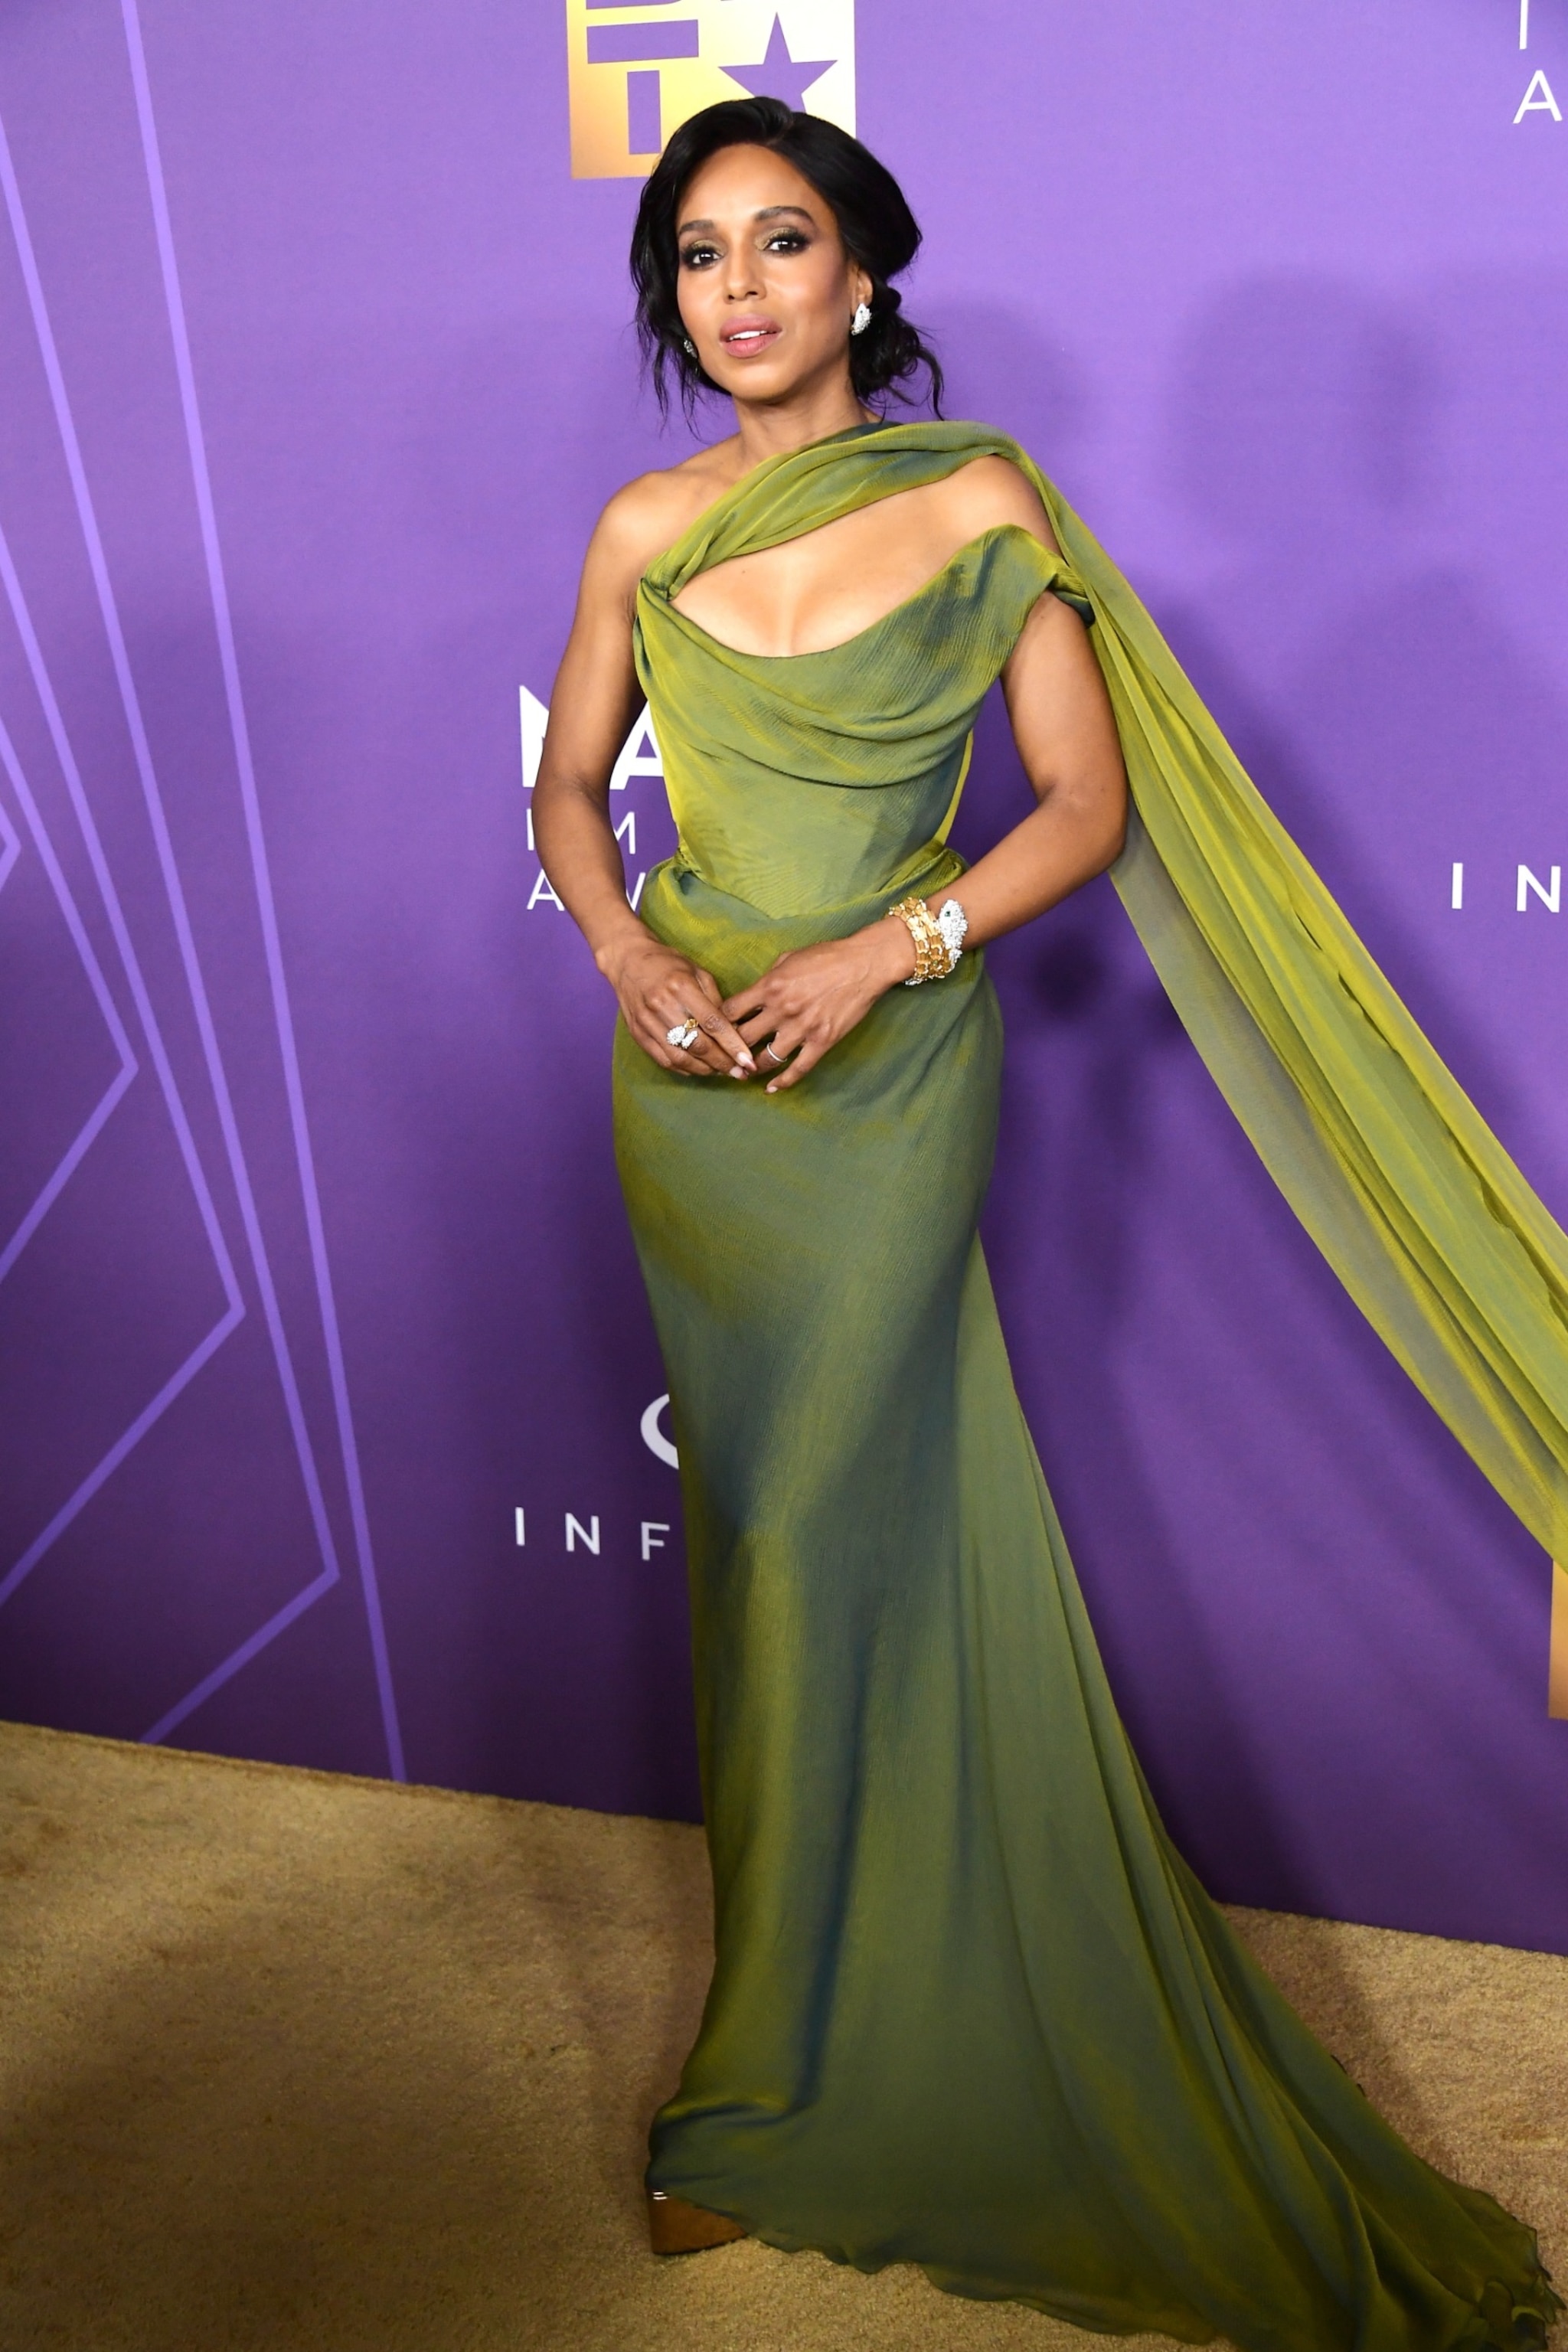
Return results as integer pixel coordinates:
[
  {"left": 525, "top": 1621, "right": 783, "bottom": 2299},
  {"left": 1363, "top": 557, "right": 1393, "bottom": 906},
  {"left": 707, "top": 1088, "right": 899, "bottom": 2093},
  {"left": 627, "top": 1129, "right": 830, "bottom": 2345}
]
[
  {"left": 509, "top": 1396, "right": 680, "bottom": 1563},
  {"left": 641, "top": 1393, "right": 679, "bottom": 1468}
]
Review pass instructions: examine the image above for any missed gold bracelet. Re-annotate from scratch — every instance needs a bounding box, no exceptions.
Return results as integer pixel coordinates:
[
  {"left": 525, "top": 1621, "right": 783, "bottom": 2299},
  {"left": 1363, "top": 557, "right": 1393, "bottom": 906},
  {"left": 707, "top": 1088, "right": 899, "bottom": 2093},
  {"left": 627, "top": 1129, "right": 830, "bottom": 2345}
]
[{"left": 887, "top": 893, "right": 949, "bottom": 985}]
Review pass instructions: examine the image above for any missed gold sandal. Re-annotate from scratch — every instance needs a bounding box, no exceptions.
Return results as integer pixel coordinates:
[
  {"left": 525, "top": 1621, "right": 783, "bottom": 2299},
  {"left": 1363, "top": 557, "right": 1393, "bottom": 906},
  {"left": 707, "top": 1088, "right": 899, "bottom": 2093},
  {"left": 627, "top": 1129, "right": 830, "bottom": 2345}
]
[{"left": 647, "top": 2187, "right": 748, "bottom": 2255}]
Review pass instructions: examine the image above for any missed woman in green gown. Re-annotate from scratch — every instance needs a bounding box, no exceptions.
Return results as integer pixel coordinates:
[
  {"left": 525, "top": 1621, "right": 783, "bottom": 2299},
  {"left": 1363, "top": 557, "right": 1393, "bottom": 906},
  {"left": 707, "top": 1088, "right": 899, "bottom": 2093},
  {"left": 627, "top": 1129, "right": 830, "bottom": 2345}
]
[{"left": 532, "top": 95, "right": 1562, "bottom": 2352}]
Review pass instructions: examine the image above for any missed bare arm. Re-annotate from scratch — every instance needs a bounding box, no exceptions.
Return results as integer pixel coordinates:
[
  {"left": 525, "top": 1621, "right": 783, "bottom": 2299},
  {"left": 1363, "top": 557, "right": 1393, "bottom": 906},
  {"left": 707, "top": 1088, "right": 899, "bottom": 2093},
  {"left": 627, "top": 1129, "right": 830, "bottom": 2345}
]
[
  {"left": 951, "top": 583, "right": 1128, "bottom": 940},
  {"left": 531, "top": 484, "right": 756, "bottom": 1080},
  {"left": 727, "top": 464, "right": 1128, "bottom": 1091}
]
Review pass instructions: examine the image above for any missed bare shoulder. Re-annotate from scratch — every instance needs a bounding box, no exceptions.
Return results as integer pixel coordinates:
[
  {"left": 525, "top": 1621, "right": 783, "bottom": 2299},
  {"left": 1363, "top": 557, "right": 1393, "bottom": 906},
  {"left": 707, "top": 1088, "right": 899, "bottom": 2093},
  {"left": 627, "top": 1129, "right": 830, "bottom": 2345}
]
[
  {"left": 588, "top": 436, "right": 746, "bottom": 596},
  {"left": 940, "top": 451, "right": 1060, "bottom": 554}
]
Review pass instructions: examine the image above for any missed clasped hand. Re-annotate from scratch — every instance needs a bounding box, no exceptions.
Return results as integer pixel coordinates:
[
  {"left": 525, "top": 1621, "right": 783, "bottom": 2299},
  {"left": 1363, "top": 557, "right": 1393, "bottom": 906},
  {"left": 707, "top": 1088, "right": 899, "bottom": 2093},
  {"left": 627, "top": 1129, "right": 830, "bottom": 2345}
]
[{"left": 609, "top": 920, "right": 916, "bottom": 1092}]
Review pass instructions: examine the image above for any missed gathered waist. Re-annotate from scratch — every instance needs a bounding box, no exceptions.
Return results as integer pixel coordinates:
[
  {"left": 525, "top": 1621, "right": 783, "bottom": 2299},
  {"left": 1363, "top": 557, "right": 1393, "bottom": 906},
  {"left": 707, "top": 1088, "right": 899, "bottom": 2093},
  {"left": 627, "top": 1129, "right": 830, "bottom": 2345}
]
[{"left": 641, "top": 840, "right": 968, "bottom": 995}]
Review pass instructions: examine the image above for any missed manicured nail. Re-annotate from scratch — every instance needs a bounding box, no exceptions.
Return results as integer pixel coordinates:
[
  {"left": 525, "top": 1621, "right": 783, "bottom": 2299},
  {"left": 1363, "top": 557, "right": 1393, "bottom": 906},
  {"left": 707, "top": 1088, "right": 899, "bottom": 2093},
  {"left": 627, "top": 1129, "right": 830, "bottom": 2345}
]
[
  {"left": 730, "top": 1063, "right": 747, "bottom": 1079},
  {"left": 766, "top": 1082, "right": 779, "bottom": 1094},
  {"left": 737, "top": 1050, "right": 756, "bottom": 1068}
]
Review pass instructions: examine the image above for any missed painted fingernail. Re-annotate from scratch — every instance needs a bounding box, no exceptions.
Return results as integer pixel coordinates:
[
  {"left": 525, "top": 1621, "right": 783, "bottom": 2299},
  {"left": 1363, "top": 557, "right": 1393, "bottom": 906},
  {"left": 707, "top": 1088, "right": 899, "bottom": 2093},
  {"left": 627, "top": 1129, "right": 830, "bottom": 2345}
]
[{"left": 730, "top": 1063, "right": 747, "bottom": 1079}]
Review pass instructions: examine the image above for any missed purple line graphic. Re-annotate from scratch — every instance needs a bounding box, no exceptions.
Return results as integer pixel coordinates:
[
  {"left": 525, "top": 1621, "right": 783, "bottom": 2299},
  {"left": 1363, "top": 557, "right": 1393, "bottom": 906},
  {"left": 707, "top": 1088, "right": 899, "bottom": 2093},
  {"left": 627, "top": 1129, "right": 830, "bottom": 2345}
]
[
  {"left": 0, "top": 1307, "right": 241, "bottom": 1609},
  {"left": 142, "top": 1559, "right": 335, "bottom": 1744},
  {"left": 586, "top": 0, "right": 681, "bottom": 9},
  {"left": 0, "top": 1060, "right": 133, "bottom": 1283},
  {"left": 0, "top": 1059, "right": 135, "bottom": 1285},
  {"left": 588, "top": 21, "right": 698, "bottom": 63},
  {"left": 0, "top": 557, "right": 144, "bottom": 1293},
  {"left": 628, "top": 68, "right": 662, "bottom": 153},
  {"left": 0, "top": 698, "right": 137, "bottom": 1288},
  {"left": 0, "top": 109, "right": 365, "bottom": 1744},
  {"left": 120, "top": 0, "right": 404, "bottom": 1778},
  {"left": 0, "top": 521, "right": 235, "bottom": 1304},
  {"left": 0, "top": 524, "right": 246, "bottom": 1610}
]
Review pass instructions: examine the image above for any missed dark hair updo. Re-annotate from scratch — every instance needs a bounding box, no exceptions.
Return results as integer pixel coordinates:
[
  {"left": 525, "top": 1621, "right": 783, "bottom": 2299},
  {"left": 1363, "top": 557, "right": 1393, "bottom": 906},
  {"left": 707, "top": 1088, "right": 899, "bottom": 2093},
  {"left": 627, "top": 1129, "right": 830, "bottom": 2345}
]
[{"left": 630, "top": 96, "right": 943, "bottom": 420}]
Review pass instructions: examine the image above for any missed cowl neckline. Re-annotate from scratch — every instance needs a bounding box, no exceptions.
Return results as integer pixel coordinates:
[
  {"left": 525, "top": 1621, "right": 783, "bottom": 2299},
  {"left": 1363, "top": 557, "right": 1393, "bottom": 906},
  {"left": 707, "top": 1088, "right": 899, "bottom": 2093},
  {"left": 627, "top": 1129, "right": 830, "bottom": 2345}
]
[
  {"left": 641, "top": 418, "right": 1040, "bottom": 601},
  {"left": 642, "top": 410, "right": 1568, "bottom": 1580}
]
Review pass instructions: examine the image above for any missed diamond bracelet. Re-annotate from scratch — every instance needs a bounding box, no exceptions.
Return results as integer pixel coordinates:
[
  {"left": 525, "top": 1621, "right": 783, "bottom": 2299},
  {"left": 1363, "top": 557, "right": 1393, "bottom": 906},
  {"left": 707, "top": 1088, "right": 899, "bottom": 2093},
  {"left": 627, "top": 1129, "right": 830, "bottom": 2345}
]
[
  {"left": 889, "top": 893, "right": 969, "bottom": 985},
  {"left": 934, "top": 897, "right": 969, "bottom": 971}
]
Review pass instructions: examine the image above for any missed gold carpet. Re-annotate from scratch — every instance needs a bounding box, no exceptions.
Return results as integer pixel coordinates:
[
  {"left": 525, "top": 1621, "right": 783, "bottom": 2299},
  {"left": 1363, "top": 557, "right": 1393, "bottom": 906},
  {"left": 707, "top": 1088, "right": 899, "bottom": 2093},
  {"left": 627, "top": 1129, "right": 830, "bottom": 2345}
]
[{"left": 0, "top": 1721, "right": 1562, "bottom": 2352}]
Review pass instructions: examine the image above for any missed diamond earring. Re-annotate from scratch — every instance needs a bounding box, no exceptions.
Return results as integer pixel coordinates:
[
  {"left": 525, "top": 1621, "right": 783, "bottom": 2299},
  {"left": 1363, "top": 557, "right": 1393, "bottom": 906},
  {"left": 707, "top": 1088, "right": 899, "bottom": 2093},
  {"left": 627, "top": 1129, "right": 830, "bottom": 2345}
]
[
  {"left": 682, "top": 336, "right": 697, "bottom": 357},
  {"left": 850, "top": 301, "right": 871, "bottom": 336}
]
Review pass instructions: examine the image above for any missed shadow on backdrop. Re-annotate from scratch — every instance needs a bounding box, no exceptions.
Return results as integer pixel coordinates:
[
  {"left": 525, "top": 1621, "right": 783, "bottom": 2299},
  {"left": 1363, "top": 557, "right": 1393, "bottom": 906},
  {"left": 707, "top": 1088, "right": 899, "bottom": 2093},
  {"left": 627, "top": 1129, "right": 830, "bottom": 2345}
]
[{"left": 965, "top": 276, "right": 1568, "bottom": 1949}]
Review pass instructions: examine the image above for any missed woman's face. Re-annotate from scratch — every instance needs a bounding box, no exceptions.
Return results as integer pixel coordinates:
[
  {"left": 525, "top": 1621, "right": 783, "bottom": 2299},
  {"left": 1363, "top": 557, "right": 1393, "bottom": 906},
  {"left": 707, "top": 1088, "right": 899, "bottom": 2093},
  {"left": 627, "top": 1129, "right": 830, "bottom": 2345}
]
[{"left": 674, "top": 144, "right": 871, "bottom": 405}]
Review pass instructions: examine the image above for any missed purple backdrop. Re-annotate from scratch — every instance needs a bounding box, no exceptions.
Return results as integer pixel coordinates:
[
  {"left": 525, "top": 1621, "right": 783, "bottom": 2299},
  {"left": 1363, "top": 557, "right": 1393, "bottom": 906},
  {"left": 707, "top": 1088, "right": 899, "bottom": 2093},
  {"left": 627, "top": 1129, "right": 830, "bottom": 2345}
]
[{"left": 2, "top": 1, "right": 1566, "bottom": 1952}]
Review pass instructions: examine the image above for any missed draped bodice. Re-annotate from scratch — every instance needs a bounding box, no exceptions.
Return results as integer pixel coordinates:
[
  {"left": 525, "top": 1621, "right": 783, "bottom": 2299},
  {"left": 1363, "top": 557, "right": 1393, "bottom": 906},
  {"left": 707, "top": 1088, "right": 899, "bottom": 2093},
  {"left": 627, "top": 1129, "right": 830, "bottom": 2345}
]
[
  {"left": 633, "top": 423, "right": 1092, "bottom": 918},
  {"left": 615, "top": 429, "right": 1566, "bottom": 2351},
  {"left": 622, "top": 413, "right": 1568, "bottom": 1578}
]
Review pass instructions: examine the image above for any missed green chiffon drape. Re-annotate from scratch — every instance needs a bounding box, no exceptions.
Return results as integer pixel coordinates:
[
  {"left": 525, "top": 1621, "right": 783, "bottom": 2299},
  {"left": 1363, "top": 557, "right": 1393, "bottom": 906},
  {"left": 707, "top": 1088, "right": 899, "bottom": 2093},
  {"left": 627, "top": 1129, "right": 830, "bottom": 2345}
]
[{"left": 610, "top": 419, "right": 1563, "bottom": 2349}]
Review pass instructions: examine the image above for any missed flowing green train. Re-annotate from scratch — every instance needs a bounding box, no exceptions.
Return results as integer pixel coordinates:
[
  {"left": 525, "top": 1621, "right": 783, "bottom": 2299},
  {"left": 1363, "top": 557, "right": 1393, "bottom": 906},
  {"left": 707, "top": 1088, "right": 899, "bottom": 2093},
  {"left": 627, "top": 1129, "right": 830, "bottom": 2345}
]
[{"left": 611, "top": 420, "right": 1563, "bottom": 2349}]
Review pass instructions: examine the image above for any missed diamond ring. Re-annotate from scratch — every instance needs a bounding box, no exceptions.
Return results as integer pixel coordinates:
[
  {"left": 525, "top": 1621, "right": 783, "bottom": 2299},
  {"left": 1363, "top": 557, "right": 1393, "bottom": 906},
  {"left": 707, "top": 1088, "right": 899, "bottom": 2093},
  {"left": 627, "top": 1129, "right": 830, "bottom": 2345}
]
[{"left": 666, "top": 1018, "right": 701, "bottom": 1051}]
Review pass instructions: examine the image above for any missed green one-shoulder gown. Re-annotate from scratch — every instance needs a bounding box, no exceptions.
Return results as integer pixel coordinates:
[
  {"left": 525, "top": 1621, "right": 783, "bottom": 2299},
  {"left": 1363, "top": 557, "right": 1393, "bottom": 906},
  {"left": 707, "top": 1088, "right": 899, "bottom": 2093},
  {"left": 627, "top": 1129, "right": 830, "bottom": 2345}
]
[{"left": 612, "top": 420, "right": 1563, "bottom": 2350}]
